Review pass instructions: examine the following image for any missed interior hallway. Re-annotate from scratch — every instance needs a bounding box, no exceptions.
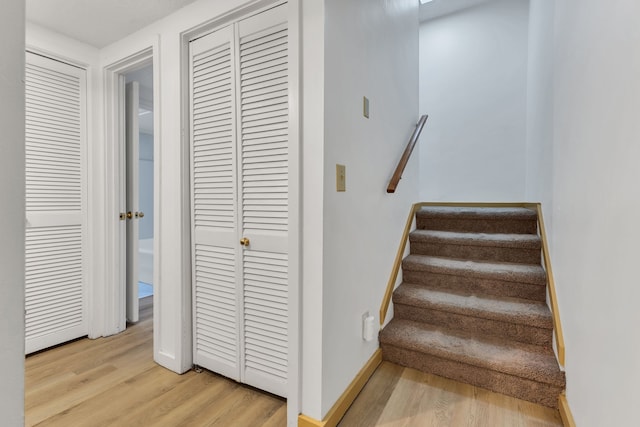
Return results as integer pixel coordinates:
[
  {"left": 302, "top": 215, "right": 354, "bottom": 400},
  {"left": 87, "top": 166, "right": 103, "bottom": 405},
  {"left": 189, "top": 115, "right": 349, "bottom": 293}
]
[
  {"left": 26, "top": 295, "right": 562, "bottom": 426},
  {"left": 25, "top": 297, "right": 286, "bottom": 426}
]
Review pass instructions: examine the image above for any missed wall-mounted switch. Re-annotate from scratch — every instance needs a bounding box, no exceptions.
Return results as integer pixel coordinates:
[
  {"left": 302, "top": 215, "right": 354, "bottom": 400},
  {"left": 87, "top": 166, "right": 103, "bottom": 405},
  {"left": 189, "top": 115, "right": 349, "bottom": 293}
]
[
  {"left": 363, "top": 96, "right": 370, "bottom": 119},
  {"left": 336, "top": 164, "right": 346, "bottom": 192}
]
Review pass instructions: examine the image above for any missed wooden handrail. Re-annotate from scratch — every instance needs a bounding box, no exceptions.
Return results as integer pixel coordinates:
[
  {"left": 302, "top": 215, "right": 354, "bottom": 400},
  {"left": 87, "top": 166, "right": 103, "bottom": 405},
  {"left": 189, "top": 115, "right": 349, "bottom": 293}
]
[
  {"left": 387, "top": 115, "right": 429, "bottom": 193},
  {"left": 379, "top": 202, "right": 565, "bottom": 367}
]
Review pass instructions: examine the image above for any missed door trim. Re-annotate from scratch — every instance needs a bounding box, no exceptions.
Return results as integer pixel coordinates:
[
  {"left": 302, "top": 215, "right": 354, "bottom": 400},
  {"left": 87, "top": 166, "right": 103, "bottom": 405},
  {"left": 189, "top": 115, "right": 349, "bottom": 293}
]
[
  {"left": 286, "top": 1, "right": 302, "bottom": 422},
  {"left": 180, "top": 0, "right": 301, "bottom": 422},
  {"left": 103, "top": 46, "right": 159, "bottom": 338}
]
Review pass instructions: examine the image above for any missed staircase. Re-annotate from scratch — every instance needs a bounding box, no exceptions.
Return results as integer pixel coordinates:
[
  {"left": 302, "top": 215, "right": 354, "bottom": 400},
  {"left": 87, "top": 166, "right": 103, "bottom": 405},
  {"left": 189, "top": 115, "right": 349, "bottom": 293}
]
[{"left": 379, "top": 206, "right": 565, "bottom": 408}]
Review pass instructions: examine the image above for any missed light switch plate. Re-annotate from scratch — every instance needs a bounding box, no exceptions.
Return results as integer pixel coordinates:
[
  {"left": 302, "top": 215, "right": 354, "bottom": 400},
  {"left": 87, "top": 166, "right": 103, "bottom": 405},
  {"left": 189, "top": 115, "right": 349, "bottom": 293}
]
[
  {"left": 336, "top": 164, "right": 346, "bottom": 192},
  {"left": 363, "top": 96, "right": 370, "bottom": 118}
]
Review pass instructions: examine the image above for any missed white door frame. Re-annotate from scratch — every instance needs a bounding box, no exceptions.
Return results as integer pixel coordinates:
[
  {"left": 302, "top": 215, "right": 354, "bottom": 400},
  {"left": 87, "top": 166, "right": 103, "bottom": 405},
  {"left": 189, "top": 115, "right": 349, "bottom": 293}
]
[
  {"left": 103, "top": 46, "right": 159, "bottom": 337},
  {"left": 180, "top": 0, "right": 300, "bottom": 422}
]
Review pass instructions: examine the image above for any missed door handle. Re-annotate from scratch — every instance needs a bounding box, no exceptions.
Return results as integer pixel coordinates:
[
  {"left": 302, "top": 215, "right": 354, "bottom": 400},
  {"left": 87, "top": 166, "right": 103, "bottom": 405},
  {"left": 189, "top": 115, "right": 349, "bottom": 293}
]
[
  {"left": 240, "top": 237, "right": 250, "bottom": 247},
  {"left": 138, "top": 211, "right": 145, "bottom": 218},
  {"left": 127, "top": 211, "right": 133, "bottom": 219},
  {"left": 119, "top": 213, "right": 126, "bottom": 221}
]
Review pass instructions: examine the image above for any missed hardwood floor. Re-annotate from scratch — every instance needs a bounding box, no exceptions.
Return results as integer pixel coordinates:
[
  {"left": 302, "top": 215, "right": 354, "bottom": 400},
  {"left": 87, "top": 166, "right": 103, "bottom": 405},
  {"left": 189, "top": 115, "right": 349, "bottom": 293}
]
[
  {"left": 27, "top": 299, "right": 562, "bottom": 426},
  {"left": 339, "top": 361, "right": 563, "bottom": 427},
  {"left": 25, "top": 297, "right": 286, "bottom": 427}
]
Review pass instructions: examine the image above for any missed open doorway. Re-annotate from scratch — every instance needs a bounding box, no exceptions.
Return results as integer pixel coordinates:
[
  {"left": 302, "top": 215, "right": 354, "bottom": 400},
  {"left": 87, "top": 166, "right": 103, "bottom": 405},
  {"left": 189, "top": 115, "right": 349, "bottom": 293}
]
[{"left": 122, "top": 63, "right": 155, "bottom": 323}]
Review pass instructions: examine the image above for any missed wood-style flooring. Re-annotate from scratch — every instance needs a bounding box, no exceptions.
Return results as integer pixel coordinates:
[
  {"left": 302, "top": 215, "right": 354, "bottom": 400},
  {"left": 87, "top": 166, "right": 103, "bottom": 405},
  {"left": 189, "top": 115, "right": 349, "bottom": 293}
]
[
  {"left": 339, "top": 361, "right": 563, "bottom": 427},
  {"left": 25, "top": 297, "right": 286, "bottom": 426},
  {"left": 26, "top": 297, "right": 563, "bottom": 426}
]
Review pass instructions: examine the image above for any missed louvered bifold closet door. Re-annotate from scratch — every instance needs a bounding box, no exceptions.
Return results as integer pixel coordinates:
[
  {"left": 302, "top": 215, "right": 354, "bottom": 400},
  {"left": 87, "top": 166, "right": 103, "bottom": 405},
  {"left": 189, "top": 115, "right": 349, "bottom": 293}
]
[
  {"left": 190, "top": 25, "right": 241, "bottom": 381},
  {"left": 25, "top": 52, "right": 87, "bottom": 354},
  {"left": 237, "top": 4, "right": 289, "bottom": 398}
]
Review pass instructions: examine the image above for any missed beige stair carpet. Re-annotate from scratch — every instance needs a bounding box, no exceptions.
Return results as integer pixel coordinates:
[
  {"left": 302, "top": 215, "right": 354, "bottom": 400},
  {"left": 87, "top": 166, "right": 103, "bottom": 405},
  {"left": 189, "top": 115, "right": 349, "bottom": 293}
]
[{"left": 380, "top": 206, "right": 565, "bottom": 408}]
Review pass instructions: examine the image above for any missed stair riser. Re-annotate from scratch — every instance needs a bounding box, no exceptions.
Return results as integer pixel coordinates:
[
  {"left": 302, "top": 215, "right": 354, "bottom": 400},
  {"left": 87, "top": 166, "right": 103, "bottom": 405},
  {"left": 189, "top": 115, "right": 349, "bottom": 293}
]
[
  {"left": 394, "top": 304, "right": 553, "bottom": 347},
  {"left": 382, "top": 344, "right": 563, "bottom": 408},
  {"left": 410, "top": 241, "right": 541, "bottom": 265},
  {"left": 416, "top": 217, "right": 537, "bottom": 235},
  {"left": 402, "top": 271, "right": 547, "bottom": 302}
]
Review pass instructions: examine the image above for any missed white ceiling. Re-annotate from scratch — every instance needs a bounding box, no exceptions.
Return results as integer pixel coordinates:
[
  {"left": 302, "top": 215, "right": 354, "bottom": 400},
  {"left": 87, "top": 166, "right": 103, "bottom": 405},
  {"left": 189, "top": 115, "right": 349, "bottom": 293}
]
[
  {"left": 26, "top": 0, "right": 494, "bottom": 47},
  {"left": 26, "top": 0, "right": 198, "bottom": 48},
  {"left": 420, "top": 0, "right": 494, "bottom": 22}
]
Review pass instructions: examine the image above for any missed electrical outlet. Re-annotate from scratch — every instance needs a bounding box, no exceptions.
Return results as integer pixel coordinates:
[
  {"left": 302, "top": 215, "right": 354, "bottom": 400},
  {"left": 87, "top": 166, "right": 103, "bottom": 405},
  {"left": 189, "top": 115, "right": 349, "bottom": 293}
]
[{"left": 362, "top": 311, "right": 375, "bottom": 341}]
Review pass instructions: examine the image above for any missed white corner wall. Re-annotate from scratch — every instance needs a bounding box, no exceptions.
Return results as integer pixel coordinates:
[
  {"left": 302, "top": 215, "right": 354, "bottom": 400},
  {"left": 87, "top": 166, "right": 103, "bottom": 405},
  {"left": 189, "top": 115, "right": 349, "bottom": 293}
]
[
  {"left": 320, "top": 0, "right": 419, "bottom": 418},
  {"left": 300, "top": 0, "right": 326, "bottom": 420},
  {"left": 419, "top": 0, "right": 529, "bottom": 201},
  {"left": 550, "top": 1, "right": 640, "bottom": 425},
  {"left": 525, "top": 0, "right": 554, "bottom": 229},
  {"left": 0, "top": 0, "right": 25, "bottom": 422}
]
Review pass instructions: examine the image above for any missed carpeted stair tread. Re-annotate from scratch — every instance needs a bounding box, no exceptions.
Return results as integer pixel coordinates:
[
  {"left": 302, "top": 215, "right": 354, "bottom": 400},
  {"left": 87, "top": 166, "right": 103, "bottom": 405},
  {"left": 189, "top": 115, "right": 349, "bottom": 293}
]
[
  {"left": 409, "top": 229, "right": 542, "bottom": 264},
  {"left": 380, "top": 319, "right": 565, "bottom": 387},
  {"left": 417, "top": 206, "right": 537, "bottom": 220},
  {"left": 410, "top": 229, "right": 541, "bottom": 249},
  {"left": 416, "top": 206, "right": 538, "bottom": 234},
  {"left": 393, "top": 283, "right": 553, "bottom": 329},
  {"left": 383, "top": 204, "right": 564, "bottom": 405},
  {"left": 403, "top": 254, "right": 546, "bottom": 286}
]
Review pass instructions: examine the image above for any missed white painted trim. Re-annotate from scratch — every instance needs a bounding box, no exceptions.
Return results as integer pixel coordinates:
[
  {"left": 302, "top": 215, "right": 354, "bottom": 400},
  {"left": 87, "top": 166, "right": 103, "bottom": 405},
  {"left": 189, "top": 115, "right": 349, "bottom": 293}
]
[
  {"left": 180, "top": 1, "right": 301, "bottom": 424},
  {"left": 102, "top": 68, "right": 120, "bottom": 336},
  {"left": 182, "top": 0, "right": 286, "bottom": 44},
  {"left": 287, "top": 1, "right": 302, "bottom": 425},
  {"left": 102, "top": 46, "right": 157, "bottom": 339},
  {"left": 177, "top": 29, "right": 194, "bottom": 374},
  {"left": 147, "top": 38, "right": 171, "bottom": 371},
  {"left": 25, "top": 46, "right": 91, "bottom": 70}
]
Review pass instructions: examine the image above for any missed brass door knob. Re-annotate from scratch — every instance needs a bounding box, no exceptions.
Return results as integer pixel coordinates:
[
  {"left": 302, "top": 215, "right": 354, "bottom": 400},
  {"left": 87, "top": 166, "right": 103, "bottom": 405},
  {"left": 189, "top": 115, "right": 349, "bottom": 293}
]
[
  {"left": 126, "top": 211, "right": 133, "bottom": 219},
  {"left": 240, "top": 237, "right": 250, "bottom": 247},
  {"left": 138, "top": 211, "right": 145, "bottom": 218}
]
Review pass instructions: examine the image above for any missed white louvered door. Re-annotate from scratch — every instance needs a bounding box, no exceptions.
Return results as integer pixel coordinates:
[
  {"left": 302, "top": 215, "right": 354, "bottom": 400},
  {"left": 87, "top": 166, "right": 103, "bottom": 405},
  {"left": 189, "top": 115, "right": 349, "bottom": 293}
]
[
  {"left": 237, "top": 5, "right": 289, "bottom": 397},
  {"left": 25, "top": 52, "right": 87, "bottom": 354},
  {"left": 191, "top": 24, "right": 240, "bottom": 382},
  {"left": 190, "top": 4, "right": 288, "bottom": 397}
]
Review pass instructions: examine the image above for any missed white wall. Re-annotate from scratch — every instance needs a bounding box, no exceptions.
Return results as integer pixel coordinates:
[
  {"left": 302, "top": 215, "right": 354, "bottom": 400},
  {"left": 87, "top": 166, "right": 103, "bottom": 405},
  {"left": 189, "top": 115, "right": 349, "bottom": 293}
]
[
  {"left": 320, "top": 0, "right": 419, "bottom": 418},
  {"left": 525, "top": 0, "right": 554, "bottom": 227},
  {"left": 419, "top": 0, "right": 529, "bottom": 201},
  {"left": 0, "top": 0, "right": 25, "bottom": 423},
  {"left": 549, "top": 1, "right": 640, "bottom": 425},
  {"left": 300, "top": 0, "right": 326, "bottom": 420}
]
